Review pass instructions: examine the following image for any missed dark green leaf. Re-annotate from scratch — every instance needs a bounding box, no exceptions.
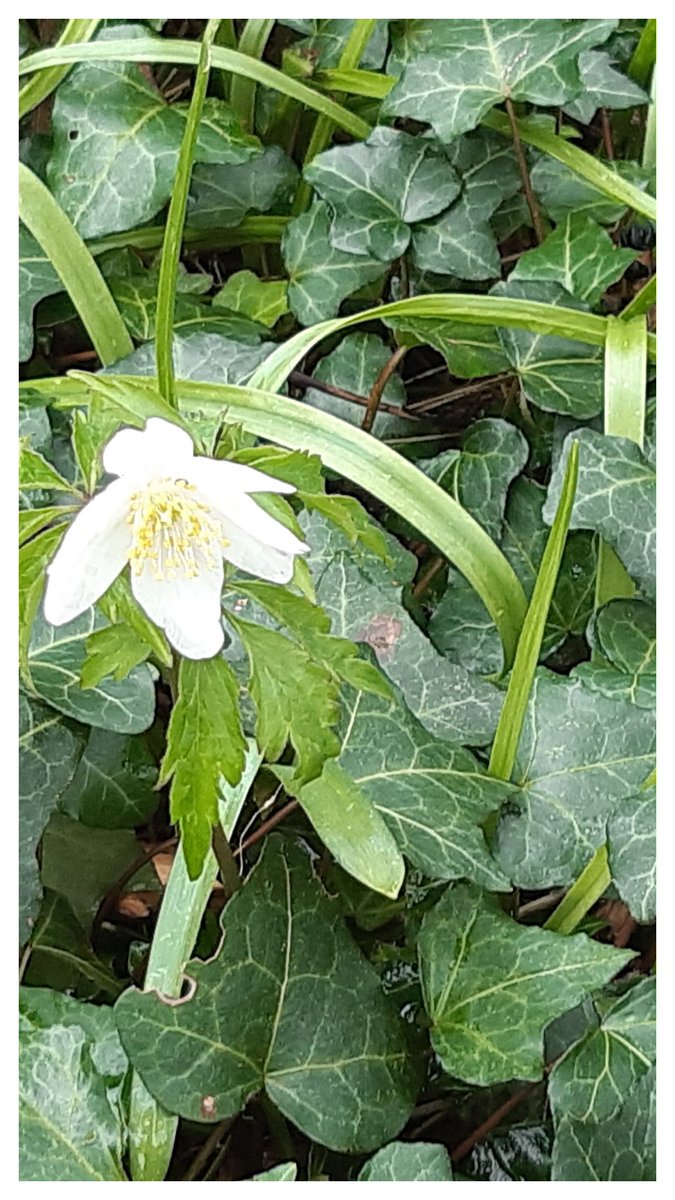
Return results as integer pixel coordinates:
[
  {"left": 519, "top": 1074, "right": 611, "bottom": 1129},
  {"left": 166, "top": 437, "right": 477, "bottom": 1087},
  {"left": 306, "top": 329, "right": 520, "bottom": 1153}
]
[
  {"left": 359, "top": 1141, "right": 454, "bottom": 1181},
  {"left": 19, "top": 224, "right": 63, "bottom": 361},
  {"left": 510, "top": 215, "right": 636, "bottom": 306},
  {"left": 283, "top": 201, "right": 386, "bottom": 325},
  {"left": 576, "top": 599, "right": 655, "bottom": 708},
  {"left": 60, "top": 727, "right": 158, "bottom": 830},
  {"left": 189, "top": 144, "right": 297, "bottom": 228},
  {"left": 565, "top": 50, "right": 648, "bottom": 123},
  {"left": 24, "top": 890, "right": 123, "bottom": 1000},
  {"left": 302, "top": 332, "right": 410, "bottom": 438},
  {"left": 530, "top": 155, "right": 651, "bottom": 225},
  {"left": 552, "top": 1067, "right": 655, "bottom": 1181},
  {"left": 607, "top": 784, "right": 656, "bottom": 922}
]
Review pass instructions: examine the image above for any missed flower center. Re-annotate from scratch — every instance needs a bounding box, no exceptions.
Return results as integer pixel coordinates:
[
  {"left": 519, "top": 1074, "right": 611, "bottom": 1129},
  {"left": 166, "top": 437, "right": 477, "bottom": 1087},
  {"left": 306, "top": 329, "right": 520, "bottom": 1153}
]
[{"left": 127, "top": 478, "right": 225, "bottom": 581}]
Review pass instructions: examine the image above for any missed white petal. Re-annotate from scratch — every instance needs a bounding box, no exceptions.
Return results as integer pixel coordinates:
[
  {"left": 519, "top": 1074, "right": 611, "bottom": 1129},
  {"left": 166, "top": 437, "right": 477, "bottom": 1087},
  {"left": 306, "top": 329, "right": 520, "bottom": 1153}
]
[
  {"left": 131, "top": 554, "right": 225, "bottom": 660},
  {"left": 43, "top": 477, "right": 133, "bottom": 626},
  {"left": 220, "top": 516, "right": 298, "bottom": 583},
  {"left": 217, "top": 492, "right": 309, "bottom": 557},
  {"left": 103, "top": 418, "right": 194, "bottom": 479},
  {"left": 188, "top": 456, "right": 296, "bottom": 498}
]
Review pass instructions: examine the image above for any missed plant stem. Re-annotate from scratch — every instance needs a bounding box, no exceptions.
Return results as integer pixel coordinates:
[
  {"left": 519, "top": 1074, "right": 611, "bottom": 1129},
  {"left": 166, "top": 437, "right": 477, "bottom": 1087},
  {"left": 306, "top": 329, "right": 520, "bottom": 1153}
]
[
  {"left": 19, "top": 18, "right": 100, "bottom": 118},
  {"left": 504, "top": 98, "right": 546, "bottom": 243},
  {"left": 229, "top": 19, "right": 275, "bottom": 130},
  {"left": 155, "top": 19, "right": 221, "bottom": 408},
  {"left": 628, "top": 19, "right": 657, "bottom": 88},
  {"left": 362, "top": 346, "right": 407, "bottom": 433},
  {"left": 289, "top": 370, "right": 418, "bottom": 421},
  {"left": 544, "top": 846, "right": 611, "bottom": 934}
]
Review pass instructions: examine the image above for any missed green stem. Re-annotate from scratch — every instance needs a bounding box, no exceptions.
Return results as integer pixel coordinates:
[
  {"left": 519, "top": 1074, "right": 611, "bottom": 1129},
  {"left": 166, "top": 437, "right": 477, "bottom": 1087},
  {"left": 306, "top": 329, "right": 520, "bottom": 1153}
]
[
  {"left": 128, "top": 743, "right": 262, "bottom": 1181},
  {"left": 18, "top": 18, "right": 100, "bottom": 118},
  {"left": 213, "top": 20, "right": 237, "bottom": 99},
  {"left": 620, "top": 274, "right": 655, "bottom": 322},
  {"left": 19, "top": 163, "right": 132, "bottom": 365},
  {"left": 87, "top": 216, "right": 290, "bottom": 255},
  {"left": 642, "top": 65, "right": 656, "bottom": 172},
  {"left": 229, "top": 19, "right": 275, "bottom": 130},
  {"left": 628, "top": 19, "right": 657, "bottom": 88},
  {"left": 155, "top": 20, "right": 221, "bottom": 408},
  {"left": 488, "top": 441, "right": 579, "bottom": 782},
  {"left": 293, "top": 20, "right": 377, "bottom": 216},
  {"left": 544, "top": 846, "right": 610, "bottom": 934}
]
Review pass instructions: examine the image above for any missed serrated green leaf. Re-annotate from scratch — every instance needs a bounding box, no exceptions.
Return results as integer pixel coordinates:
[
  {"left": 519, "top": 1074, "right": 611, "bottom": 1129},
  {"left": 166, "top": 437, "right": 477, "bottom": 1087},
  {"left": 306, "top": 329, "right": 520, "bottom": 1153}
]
[
  {"left": 160, "top": 656, "right": 246, "bottom": 878},
  {"left": 19, "top": 443, "right": 80, "bottom": 495},
  {"left": 302, "top": 511, "right": 501, "bottom": 746},
  {"left": 97, "top": 573, "right": 172, "bottom": 670},
  {"left": 24, "top": 890, "right": 123, "bottom": 1001},
  {"left": 19, "top": 988, "right": 128, "bottom": 1181},
  {"left": 48, "top": 26, "right": 260, "bottom": 238},
  {"left": 306, "top": 126, "right": 460, "bottom": 262},
  {"left": 493, "top": 280, "right": 604, "bottom": 417},
  {"left": 359, "top": 1141, "right": 454, "bottom": 1181},
  {"left": 231, "top": 445, "right": 324, "bottom": 492},
  {"left": 552, "top": 1067, "right": 655, "bottom": 1181},
  {"left": 419, "top": 882, "right": 633, "bottom": 1085},
  {"left": 383, "top": 20, "right": 616, "bottom": 141},
  {"left": 283, "top": 201, "right": 386, "bottom": 325},
  {"left": 19, "top": 523, "right": 68, "bottom": 680},
  {"left": 81, "top": 624, "right": 151, "bottom": 688},
  {"left": 19, "top": 694, "right": 83, "bottom": 946},
  {"left": 607, "top": 784, "right": 655, "bottom": 922},
  {"left": 60, "top": 727, "right": 158, "bottom": 830},
  {"left": 511, "top": 215, "right": 636, "bottom": 306},
  {"left": 299, "top": 492, "right": 391, "bottom": 563},
  {"left": 565, "top": 50, "right": 648, "bottom": 123},
  {"left": 323, "top": 682, "right": 511, "bottom": 889},
  {"left": 544, "top": 429, "right": 655, "bottom": 599},
  {"left": 213, "top": 270, "right": 289, "bottom": 328},
  {"left": 189, "top": 144, "right": 297, "bottom": 228},
  {"left": 19, "top": 506, "right": 77, "bottom": 546},
  {"left": 115, "top": 836, "right": 422, "bottom": 1152},
  {"left": 299, "top": 760, "right": 405, "bottom": 898},
  {"left": 493, "top": 670, "right": 655, "bottom": 888},
  {"left": 549, "top": 978, "right": 655, "bottom": 1125},
  {"left": 28, "top": 609, "right": 156, "bottom": 734}
]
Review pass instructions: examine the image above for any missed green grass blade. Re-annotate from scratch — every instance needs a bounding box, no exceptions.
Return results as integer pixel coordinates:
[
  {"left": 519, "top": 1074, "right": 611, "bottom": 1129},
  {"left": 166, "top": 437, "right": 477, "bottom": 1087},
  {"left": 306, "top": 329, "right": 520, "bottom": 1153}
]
[
  {"left": 293, "top": 20, "right": 378, "bottom": 216},
  {"left": 544, "top": 845, "right": 611, "bottom": 934},
  {"left": 620, "top": 275, "right": 656, "bottom": 322},
  {"left": 87, "top": 216, "right": 290, "bottom": 255},
  {"left": 62, "top": 370, "right": 529, "bottom": 671},
  {"left": 488, "top": 440, "right": 579, "bottom": 782},
  {"left": 19, "top": 163, "right": 133, "bottom": 366},
  {"left": 155, "top": 19, "right": 221, "bottom": 407},
  {"left": 229, "top": 19, "right": 275, "bottom": 130},
  {"left": 18, "top": 37, "right": 371, "bottom": 140},
  {"left": 628, "top": 19, "right": 657, "bottom": 87},
  {"left": 18, "top": 18, "right": 100, "bottom": 118},
  {"left": 642, "top": 65, "right": 656, "bottom": 172},
  {"left": 128, "top": 742, "right": 262, "bottom": 1181},
  {"left": 596, "top": 315, "right": 647, "bottom": 607}
]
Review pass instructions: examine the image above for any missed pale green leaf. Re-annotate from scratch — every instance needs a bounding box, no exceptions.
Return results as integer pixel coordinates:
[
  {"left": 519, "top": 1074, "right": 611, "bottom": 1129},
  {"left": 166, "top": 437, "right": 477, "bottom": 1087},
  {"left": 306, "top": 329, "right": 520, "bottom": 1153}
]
[
  {"left": 359, "top": 1141, "right": 454, "bottom": 1181},
  {"left": 213, "top": 270, "right": 289, "bottom": 328},
  {"left": 565, "top": 50, "right": 649, "bottom": 123},
  {"left": 607, "top": 784, "right": 655, "bottom": 923}
]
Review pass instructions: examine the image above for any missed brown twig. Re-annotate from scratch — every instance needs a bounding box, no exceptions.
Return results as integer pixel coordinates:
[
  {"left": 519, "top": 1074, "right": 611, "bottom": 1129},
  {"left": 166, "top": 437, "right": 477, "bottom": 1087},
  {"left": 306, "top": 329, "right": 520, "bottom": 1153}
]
[
  {"left": 234, "top": 799, "right": 299, "bottom": 857},
  {"left": 92, "top": 836, "right": 178, "bottom": 943},
  {"left": 505, "top": 97, "right": 545, "bottom": 244},
  {"left": 289, "top": 369, "right": 418, "bottom": 422},
  {"left": 410, "top": 374, "right": 508, "bottom": 415},
  {"left": 599, "top": 108, "right": 615, "bottom": 160},
  {"left": 362, "top": 346, "right": 408, "bottom": 433},
  {"left": 448, "top": 1081, "right": 542, "bottom": 1162},
  {"left": 183, "top": 1120, "right": 232, "bottom": 1181},
  {"left": 412, "top": 555, "right": 446, "bottom": 598}
]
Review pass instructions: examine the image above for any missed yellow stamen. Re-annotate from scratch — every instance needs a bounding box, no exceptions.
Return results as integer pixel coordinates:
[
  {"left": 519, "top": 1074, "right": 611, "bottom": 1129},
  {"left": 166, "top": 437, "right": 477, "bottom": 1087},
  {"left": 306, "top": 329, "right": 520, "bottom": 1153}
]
[{"left": 127, "top": 478, "right": 227, "bottom": 580}]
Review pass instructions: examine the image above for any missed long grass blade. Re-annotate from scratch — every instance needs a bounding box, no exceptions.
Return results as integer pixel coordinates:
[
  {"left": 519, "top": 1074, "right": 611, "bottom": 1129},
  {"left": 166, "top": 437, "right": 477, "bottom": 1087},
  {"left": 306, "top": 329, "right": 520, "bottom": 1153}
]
[
  {"left": 18, "top": 18, "right": 100, "bottom": 118},
  {"left": 229, "top": 19, "right": 275, "bottom": 130}
]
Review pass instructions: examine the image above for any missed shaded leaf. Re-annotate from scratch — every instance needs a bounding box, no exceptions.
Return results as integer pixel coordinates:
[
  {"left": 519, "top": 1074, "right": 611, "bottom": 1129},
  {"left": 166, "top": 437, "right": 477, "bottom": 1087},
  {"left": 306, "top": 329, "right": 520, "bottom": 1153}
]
[
  {"left": 510, "top": 214, "right": 636, "bottom": 306},
  {"left": 552, "top": 1067, "right": 655, "bottom": 1181},
  {"left": 385, "top": 313, "right": 509, "bottom": 379},
  {"left": 544, "top": 429, "right": 655, "bottom": 599},
  {"left": 530, "top": 155, "right": 651, "bottom": 225},
  {"left": 419, "top": 882, "right": 633, "bottom": 1085},
  {"left": 292, "top": 19, "right": 388, "bottom": 70},
  {"left": 24, "top": 891, "right": 123, "bottom": 1001},
  {"left": 19, "top": 224, "right": 63, "bottom": 362},
  {"left": 189, "top": 144, "right": 297, "bottom": 228},
  {"left": 302, "top": 332, "right": 410, "bottom": 438},
  {"left": 60, "top": 727, "right": 158, "bottom": 830},
  {"left": 115, "top": 836, "right": 423, "bottom": 1153}
]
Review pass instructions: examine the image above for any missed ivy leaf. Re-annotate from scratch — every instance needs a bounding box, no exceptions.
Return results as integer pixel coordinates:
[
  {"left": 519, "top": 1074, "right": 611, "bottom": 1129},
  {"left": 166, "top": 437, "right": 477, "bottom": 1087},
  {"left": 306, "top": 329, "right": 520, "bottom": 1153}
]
[
  {"left": 431, "top": 478, "right": 596, "bottom": 675},
  {"left": 315, "top": 682, "right": 512, "bottom": 889},
  {"left": 229, "top": 615, "right": 340, "bottom": 787},
  {"left": 48, "top": 27, "right": 260, "bottom": 237},
  {"left": 576, "top": 599, "right": 655, "bottom": 708},
  {"left": 493, "top": 671, "right": 655, "bottom": 888},
  {"left": 188, "top": 144, "right": 297, "bottom": 228},
  {"left": 510, "top": 215, "right": 636, "bottom": 306},
  {"left": 19, "top": 694, "right": 83, "bottom": 946},
  {"left": 530, "top": 155, "right": 651, "bottom": 225},
  {"left": 283, "top": 201, "right": 386, "bottom": 325},
  {"left": 301, "top": 511, "right": 501, "bottom": 746},
  {"left": 160, "top": 656, "right": 246, "bottom": 878},
  {"left": 115, "top": 836, "right": 423, "bottom": 1153},
  {"left": 19, "top": 225, "right": 63, "bottom": 362},
  {"left": 20, "top": 988, "right": 128, "bottom": 1182},
  {"left": 23, "top": 891, "right": 123, "bottom": 1001},
  {"left": 28, "top": 609, "right": 156, "bottom": 734},
  {"left": 385, "top": 313, "right": 509, "bottom": 379},
  {"left": 101, "top": 252, "right": 209, "bottom": 342},
  {"left": 298, "top": 760, "right": 406, "bottom": 899},
  {"left": 544, "top": 429, "right": 655, "bottom": 599},
  {"left": 383, "top": 19, "right": 616, "bottom": 141},
  {"left": 548, "top": 978, "right": 655, "bottom": 1126},
  {"left": 607, "top": 784, "right": 656, "bottom": 923},
  {"left": 438, "top": 417, "right": 529, "bottom": 541},
  {"left": 302, "top": 332, "right": 410, "bottom": 438},
  {"left": 59, "top": 728, "right": 158, "bottom": 830},
  {"left": 552, "top": 1067, "right": 655, "bottom": 1181},
  {"left": 107, "top": 331, "right": 276, "bottom": 389},
  {"left": 291, "top": 18, "right": 389, "bottom": 70},
  {"left": 419, "top": 882, "right": 633, "bottom": 1086},
  {"left": 359, "top": 1142, "right": 454, "bottom": 1181},
  {"left": 213, "top": 270, "right": 289, "bottom": 328},
  {"left": 251, "top": 1164, "right": 298, "bottom": 1181},
  {"left": 565, "top": 50, "right": 648, "bottom": 124},
  {"left": 412, "top": 198, "right": 501, "bottom": 280},
  {"left": 305, "top": 127, "right": 460, "bottom": 262}
]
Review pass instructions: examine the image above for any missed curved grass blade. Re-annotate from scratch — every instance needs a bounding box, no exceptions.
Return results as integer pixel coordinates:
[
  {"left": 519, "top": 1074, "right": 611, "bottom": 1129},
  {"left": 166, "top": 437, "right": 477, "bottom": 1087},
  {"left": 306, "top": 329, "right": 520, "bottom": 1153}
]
[
  {"left": 544, "top": 845, "right": 611, "bottom": 935},
  {"left": 18, "top": 18, "right": 100, "bottom": 118},
  {"left": 19, "top": 164, "right": 133, "bottom": 366},
  {"left": 488, "top": 440, "right": 580, "bottom": 782},
  {"left": 155, "top": 19, "right": 221, "bottom": 407},
  {"left": 229, "top": 19, "right": 275, "bottom": 130},
  {"left": 18, "top": 37, "right": 371, "bottom": 140}
]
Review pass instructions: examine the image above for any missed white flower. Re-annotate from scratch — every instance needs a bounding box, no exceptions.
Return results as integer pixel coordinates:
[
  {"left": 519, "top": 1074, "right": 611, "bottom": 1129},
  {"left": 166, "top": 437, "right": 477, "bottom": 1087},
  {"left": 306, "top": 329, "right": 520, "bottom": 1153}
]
[{"left": 44, "top": 418, "right": 309, "bottom": 659}]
